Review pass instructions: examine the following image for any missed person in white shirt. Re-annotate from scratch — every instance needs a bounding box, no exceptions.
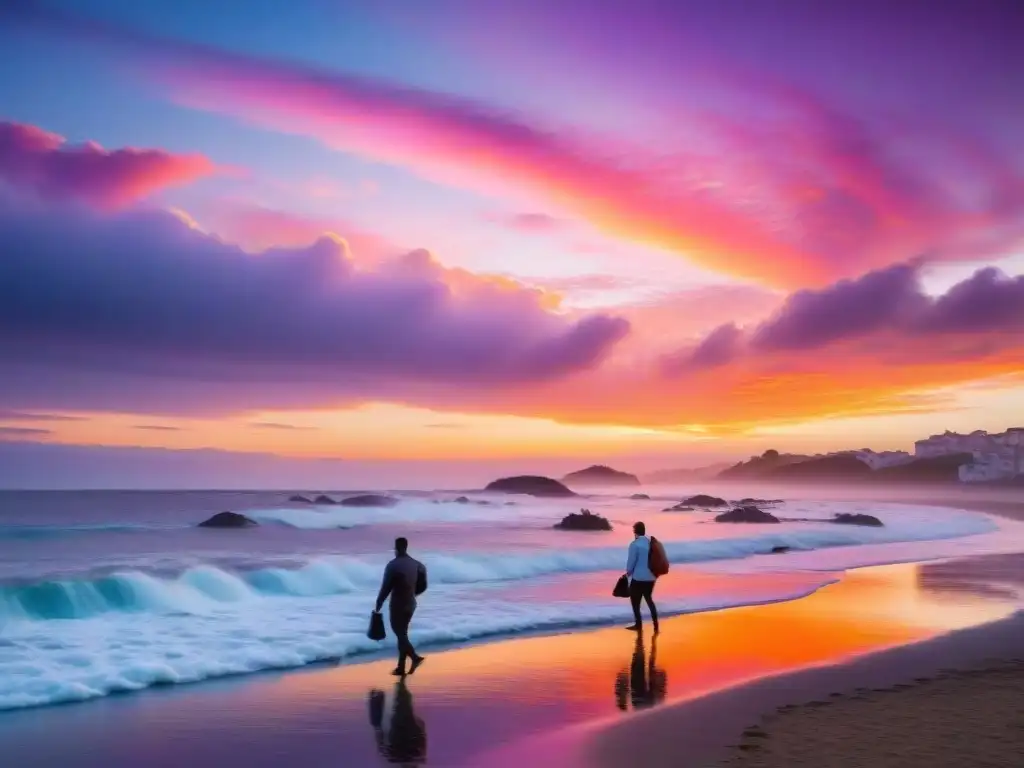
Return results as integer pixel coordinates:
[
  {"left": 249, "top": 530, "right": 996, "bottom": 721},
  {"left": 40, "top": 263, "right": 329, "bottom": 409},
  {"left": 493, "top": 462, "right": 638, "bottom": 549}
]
[{"left": 625, "top": 521, "right": 659, "bottom": 634}]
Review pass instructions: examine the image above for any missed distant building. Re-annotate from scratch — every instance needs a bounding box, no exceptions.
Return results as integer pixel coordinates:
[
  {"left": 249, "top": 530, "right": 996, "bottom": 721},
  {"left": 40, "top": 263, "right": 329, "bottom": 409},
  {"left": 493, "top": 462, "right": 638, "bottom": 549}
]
[{"left": 933, "top": 428, "right": 1024, "bottom": 483}]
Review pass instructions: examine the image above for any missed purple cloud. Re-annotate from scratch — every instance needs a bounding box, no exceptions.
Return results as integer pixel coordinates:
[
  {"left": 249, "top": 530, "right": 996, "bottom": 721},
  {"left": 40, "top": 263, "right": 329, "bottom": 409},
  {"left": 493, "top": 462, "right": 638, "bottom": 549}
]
[
  {"left": 662, "top": 322, "right": 743, "bottom": 373},
  {"left": 0, "top": 197, "right": 628, "bottom": 414},
  {"left": 752, "top": 264, "right": 928, "bottom": 351},
  {"left": 0, "top": 426, "right": 52, "bottom": 438},
  {"left": 665, "top": 263, "right": 1024, "bottom": 374},
  {"left": 0, "top": 121, "right": 216, "bottom": 208},
  {"left": 0, "top": 410, "right": 85, "bottom": 421},
  {"left": 499, "top": 212, "right": 562, "bottom": 232},
  {"left": 923, "top": 268, "right": 1024, "bottom": 334},
  {"left": 250, "top": 422, "right": 317, "bottom": 431}
]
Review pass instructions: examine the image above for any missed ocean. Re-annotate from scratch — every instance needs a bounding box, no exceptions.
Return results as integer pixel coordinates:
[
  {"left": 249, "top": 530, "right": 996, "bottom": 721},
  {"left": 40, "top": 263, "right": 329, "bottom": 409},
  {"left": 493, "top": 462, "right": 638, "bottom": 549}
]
[{"left": 0, "top": 488, "right": 1016, "bottom": 711}]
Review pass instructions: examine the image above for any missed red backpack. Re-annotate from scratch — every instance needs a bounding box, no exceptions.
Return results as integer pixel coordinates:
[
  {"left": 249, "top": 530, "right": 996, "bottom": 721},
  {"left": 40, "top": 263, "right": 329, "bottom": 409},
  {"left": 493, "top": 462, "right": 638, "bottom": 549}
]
[{"left": 648, "top": 536, "right": 670, "bottom": 578}]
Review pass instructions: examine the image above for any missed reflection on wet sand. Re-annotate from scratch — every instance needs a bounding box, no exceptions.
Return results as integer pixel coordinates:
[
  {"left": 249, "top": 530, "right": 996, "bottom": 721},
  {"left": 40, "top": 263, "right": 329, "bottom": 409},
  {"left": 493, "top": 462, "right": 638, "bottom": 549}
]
[
  {"left": 615, "top": 636, "right": 667, "bottom": 712},
  {"left": 368, "top": 681, "right": 427, "bottom": 765},
  {"left": 916, "top": 553, "right": 1024, "bottom": 602}
]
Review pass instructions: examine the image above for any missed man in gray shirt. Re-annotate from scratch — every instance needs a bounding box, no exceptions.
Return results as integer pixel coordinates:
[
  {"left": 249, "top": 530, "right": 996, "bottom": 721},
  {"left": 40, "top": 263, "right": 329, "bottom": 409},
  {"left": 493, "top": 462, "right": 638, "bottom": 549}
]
[{"left": 375, "top": 537, "right": 428, "bottom": 676}]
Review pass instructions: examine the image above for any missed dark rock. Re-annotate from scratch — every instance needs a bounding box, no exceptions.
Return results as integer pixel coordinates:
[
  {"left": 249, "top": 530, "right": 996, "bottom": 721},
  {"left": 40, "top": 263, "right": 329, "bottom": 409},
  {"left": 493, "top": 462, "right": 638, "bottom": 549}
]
[
  {"left": 554, "top": 509, "right": 612, "bottom": 531},
  {"left": 770, "top": 546, "right": 791, "bottom": 554},
  {"left": 289, "top": 494, "right": 312, "bottom": 504},
  {"left": 313, "top": 494, "right": 336, "bottom": 505},
  {"left": 561, "top": 465, "right": 641, "bottom": 487},
  {"left": 831, "top": 512, "right": 883, "bottom": 527},
  {"left": 662, "top": 504, "right": 695, "bottom": 512},
  {"left": 453, "top": 496, "right": 471, "bottom": 504},
  {"left": 198, "top": 511, "right": 258, "bottom": 528},
  {"left": 475, "top": 500, "right": 492, "bottom": 506},
  {"left": 739, "top": 497, "right": 784, "bottom": 505},
  {"left": 714, "top": 506, "right": 781, "bottom": 524},
  {"left": 630, "top": 493, "right": 651, "bottom": 500},
  {"left": 485, "top": 475, "right": 577, "bottom": 497},
  {"left": 682, "top": 494, "right": 728, "bottom": 507},
  {"left": 339, "top": 494, "right": 399, "bottom": 508}
]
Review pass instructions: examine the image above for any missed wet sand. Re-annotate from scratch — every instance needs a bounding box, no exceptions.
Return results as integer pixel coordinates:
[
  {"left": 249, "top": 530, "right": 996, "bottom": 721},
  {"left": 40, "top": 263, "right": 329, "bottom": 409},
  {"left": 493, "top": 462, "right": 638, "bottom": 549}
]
[
  {"left": 720, "top": 661, "right": 1024, "bottom": 768},
  {"left": 1, "top": 555, "right": 1013, "bottom": 767},
  {"left": 587, "top": 553, "right": 1024, "bottom": 768}
]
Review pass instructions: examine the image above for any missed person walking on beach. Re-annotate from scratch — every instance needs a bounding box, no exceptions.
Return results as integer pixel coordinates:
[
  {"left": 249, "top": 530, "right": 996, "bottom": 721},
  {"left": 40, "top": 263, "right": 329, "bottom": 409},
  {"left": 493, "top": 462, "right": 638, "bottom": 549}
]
[
  {"left": 625, "top": 522, "right": 659, "bottom": 634},
  {"left": 375, "top": 537, "right": 428, "bottom": 676}
]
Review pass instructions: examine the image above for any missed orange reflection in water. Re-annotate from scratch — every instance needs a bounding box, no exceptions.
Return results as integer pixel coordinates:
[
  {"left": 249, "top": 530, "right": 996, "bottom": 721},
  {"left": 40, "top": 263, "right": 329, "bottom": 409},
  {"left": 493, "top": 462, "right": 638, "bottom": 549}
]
[{"left": 257, "top": 562, "right": 1018, "bottom": 720}]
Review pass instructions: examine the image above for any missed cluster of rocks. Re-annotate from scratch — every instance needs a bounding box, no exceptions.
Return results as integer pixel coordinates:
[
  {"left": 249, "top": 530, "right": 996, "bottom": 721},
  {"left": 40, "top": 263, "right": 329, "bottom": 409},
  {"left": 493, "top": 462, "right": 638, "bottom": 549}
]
[
  {"left": 712, "top": 505, "right": 883, "bottom": 527},
  {"left": 288, "top": 493, "right": 398, "bottom": 507},
  {"left": 553, "top": 509, "right": 612, "bottom": 531},
  {"left": 662, "top": 494, "right": 727, "bottom": 511},
  {"left": 715, "top": 505, "right": 782, "bottom": 524}
]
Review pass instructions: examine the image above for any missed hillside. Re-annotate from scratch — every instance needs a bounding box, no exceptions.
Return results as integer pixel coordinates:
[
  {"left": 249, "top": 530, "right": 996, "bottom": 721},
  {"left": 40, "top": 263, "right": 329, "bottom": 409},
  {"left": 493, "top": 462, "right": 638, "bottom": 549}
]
[
  {"left": 873, "top": 453, "right": 974, "bottom": 483},
  {"left": 718, "top": 450, "right": 812, "bottom": 479},
  {"left": 643, "top": 463, "right": 731, "bottom": 484},
  {"left": 768, "top": 454, "right": 873, "bottom": 481}
]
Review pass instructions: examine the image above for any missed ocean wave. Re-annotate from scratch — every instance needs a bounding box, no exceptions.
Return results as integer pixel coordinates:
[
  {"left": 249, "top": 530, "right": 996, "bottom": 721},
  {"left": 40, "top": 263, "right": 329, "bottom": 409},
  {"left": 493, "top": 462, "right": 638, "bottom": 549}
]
[
  {"left": 0, "top": 506, "right": 996, "bottom": 622},
  {"left": 0, "top": 574, "right": 835, "bottom": 711},
  {"left": 0, "top": 523, "right": 174, "bottom": 540}
]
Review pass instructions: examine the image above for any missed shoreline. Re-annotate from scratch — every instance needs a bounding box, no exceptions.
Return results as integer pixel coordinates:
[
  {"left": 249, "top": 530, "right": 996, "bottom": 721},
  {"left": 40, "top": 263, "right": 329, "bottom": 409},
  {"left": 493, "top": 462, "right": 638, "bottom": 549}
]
[
  {"left": 1, "top": 555, "right": 1020, "bottom": 767},
  {"left": 584, "top": 554, "right": 1024, "bottom": 768},
  {"left": 588, "top": 609, "right": 1024, "bottom": 768}
]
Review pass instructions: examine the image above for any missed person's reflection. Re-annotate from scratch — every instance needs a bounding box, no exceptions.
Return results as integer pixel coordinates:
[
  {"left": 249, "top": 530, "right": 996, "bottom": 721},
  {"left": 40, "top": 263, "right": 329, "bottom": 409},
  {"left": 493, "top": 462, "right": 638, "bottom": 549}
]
[
  {"left": 615, "top": 635, "right": 667, "bottom": 711},
  {"left": 368, "top": 680, "right": 427, "bottom": 765}
]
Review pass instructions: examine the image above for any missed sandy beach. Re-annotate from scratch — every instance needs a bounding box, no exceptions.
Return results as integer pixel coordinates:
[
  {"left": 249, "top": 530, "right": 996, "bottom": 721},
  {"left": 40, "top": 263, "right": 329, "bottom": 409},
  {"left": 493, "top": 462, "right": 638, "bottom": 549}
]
[
  {"left": 0, "top": 489, "right": 1021, "bottom": 767},
  {"left": 720, "top": 660, "right": 1024, "bottom": 767},
  {"left": 585, "top": 549, "right": 1024, "bottom": 768}
]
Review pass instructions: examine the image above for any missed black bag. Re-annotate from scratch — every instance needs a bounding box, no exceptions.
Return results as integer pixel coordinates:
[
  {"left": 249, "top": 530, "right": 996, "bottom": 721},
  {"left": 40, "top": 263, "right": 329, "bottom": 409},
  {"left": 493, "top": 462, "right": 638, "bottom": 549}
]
[
  {"left": 368, "top": 611, "right": 386, "bottom": 641},
  {"left": 613, "top": 574, "right": 630, "bottom": 598}
]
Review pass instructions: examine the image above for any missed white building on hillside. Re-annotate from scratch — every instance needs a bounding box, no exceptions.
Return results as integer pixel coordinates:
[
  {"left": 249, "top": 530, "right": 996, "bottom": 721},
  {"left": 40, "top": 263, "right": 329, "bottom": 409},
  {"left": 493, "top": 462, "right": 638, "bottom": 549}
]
[{"left": 943, "top": 428, "right": 1024, "bottom": 483}]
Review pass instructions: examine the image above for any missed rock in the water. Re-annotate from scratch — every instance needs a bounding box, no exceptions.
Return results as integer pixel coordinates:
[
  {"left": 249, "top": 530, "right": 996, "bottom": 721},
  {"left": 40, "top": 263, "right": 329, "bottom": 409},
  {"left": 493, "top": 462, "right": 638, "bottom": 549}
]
[
  {"left": 714, "top": 506, "right": 781, "bottom": 524},
  {"left": 771, "top": 545, "right": 791, "bottom": 554},
  {"left": 339, "top": 494, "right": 399, "bottom": 508},
  {"left": 314, "top": 494, "right": 336, "bottom": 505},
  {"left": 682, "top": 494, "right": 728, "bottom": 507},
  {"left": 289, "top": 494, "right": 312, "bottom": 504},
  {"left": 554, "top": 509, "right": 612, "bottom": 531},
  {"left": 562, "top": 465, "right": 641, "bottom": 487},
  {"left": 663, "top": 503, "right": 695, "bottom": 512},
  {"left": 630, "top": 493, "right": 651, "bottom": 500},
  {"left": 832, "top": 512, "right": 883, "bottom": 527},
  {"left": 738, "top": 497, "right": 784, "bottom": 505},
  {"left": 485, "top": 475, "right": 576, "bottom": 497},
  {"left": 198, "top": 511, "right": 258, "bottom": 528},
  {"left": 454, "top": 496, "right": 471, "bottom": 504}
]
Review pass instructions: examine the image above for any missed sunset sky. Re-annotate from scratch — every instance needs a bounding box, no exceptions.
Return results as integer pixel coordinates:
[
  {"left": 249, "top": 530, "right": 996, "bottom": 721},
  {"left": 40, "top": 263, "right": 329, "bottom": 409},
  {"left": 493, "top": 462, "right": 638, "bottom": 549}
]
[{"left": 1, "top": 0, "right": 1022, "bottom": 487}]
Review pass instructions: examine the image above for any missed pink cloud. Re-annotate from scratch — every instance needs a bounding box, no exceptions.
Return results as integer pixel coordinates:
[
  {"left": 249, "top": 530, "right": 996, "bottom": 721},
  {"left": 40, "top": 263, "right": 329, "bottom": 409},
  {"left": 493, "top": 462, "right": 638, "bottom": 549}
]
[
  {"left": 197, "top": 199, "right": 396, "bottom": 258},
  {"left": 0, "top": 121, "right": 216, "bottom": 208},
  {"left": 9, "top": 5, "right": 1024, "bottom": 289}
]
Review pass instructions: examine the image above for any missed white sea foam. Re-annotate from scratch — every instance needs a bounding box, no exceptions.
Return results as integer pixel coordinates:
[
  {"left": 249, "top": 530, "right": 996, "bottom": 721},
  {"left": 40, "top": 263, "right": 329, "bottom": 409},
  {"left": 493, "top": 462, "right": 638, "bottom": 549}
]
[
  {"left": 0, "top": 501, "right": 1005, "bottom": 710},
  {"left": 0, "top": 572, "right": 835, "bottom": 711}
]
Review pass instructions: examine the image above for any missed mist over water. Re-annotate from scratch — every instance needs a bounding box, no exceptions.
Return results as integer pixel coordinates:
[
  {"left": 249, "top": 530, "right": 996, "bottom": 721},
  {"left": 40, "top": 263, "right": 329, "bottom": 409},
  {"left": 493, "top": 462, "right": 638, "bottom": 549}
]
[{"left": 0, "top": 486, "right": 1017, "bottom": 710}]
